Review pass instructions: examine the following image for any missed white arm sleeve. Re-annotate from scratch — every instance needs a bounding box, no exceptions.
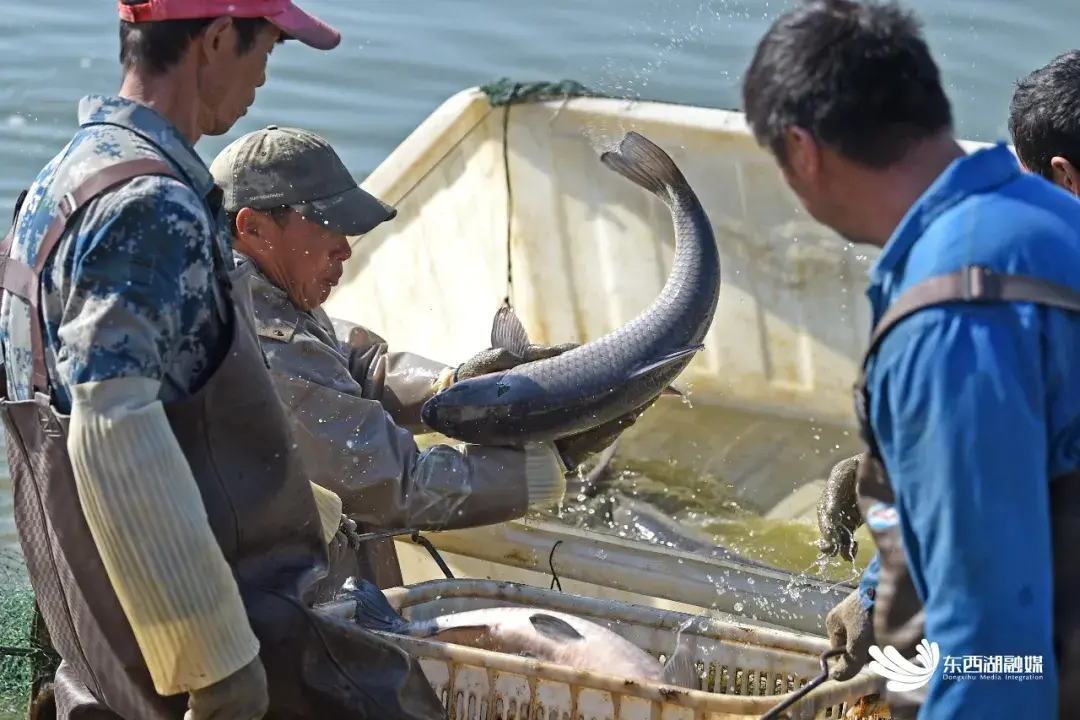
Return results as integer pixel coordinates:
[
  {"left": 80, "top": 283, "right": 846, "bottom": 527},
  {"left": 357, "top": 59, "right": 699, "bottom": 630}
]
[{"left": 67, "top": 376, "right": 260, "bottom": 696}]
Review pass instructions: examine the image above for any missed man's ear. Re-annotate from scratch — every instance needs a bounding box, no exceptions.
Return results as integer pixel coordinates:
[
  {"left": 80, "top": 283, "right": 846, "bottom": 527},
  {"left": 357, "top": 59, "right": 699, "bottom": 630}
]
[
  {"left": 234, "top": 207, "right": 268, "bottom": 254},
  {"left": 783, "top": 126, "right": 822, "bottom": 183},
  {"left": 1050, "top": 156, "right": 1080, "bottom": 197},
  {"left": 198, "top": 17, "right": 234, "bottom": 64},
  {"left": 236, "top": 207, "right": 258, "bottom": 237}
]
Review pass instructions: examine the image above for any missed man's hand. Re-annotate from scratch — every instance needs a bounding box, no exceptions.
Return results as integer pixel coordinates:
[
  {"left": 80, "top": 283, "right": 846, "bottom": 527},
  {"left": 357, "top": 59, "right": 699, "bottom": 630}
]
[
  {"left": 555, "top": 398, "right": 655, "bottom": 471},
  {"left": 826, "top": 589, "right": 874, "bottom": 681},
  {"left": 453, "top": 342, "right": 580, "bottom": 382},
  {"left": 815, "top": 453, "right": 865, "bottom": 562},
  {"left": 336, "top": 514, "right": 359, "bottom": 547},
  {"left": 185, "top": 656, "right": 268, "bottom": 720}
]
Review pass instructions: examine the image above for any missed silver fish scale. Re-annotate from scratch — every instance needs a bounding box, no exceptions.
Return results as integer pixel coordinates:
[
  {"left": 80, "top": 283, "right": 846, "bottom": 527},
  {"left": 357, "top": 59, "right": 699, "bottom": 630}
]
[{"left": 505, "top": 192, "right": 718, "bottom": 403}]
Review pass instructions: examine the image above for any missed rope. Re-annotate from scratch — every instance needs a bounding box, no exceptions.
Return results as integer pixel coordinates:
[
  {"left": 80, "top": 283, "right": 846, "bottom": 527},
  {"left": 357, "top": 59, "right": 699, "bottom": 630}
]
[
  {"left": 548, "top": 540, "right": 563, "bottom": 592},
  {"left": 501, "top": 82, "right": 519, "bottom": 309},
  {"left": 479, "top": 78, "right": 601, "bottom": 107},
  {"left": 479, "top": 78, "right": 604, "bottom": 311}
]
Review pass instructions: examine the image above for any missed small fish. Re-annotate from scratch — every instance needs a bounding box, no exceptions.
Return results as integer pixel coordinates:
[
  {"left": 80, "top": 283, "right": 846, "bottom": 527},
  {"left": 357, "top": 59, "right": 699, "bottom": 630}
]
[
  {"left": 419, "top": 131, "right": 720, "bottom": 446},
  {"left": 350, "top": 577, "right": 698, "bottom": 688}
]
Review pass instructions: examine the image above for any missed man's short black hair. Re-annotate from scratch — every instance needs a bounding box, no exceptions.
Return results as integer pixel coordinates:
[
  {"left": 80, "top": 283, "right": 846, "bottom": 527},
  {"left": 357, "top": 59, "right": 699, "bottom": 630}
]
[
  {"left": 1008, "top": 51, "right": 1080, "bottom": 181},
  {"left": 118, "top": 6, "right": 274, "bottom": 76},
  {"left": 741, "top": 0, "right": 953, "bottom": 170}
]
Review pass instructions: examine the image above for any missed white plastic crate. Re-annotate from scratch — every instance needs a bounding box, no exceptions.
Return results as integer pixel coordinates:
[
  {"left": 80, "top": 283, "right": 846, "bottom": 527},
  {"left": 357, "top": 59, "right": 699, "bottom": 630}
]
[{"left": 321, "top": 578, "right": 888, "bottom": 719}]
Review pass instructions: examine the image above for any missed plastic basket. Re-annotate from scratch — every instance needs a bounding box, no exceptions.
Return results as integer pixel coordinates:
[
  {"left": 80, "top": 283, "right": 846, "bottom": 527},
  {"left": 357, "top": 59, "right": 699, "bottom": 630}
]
[{"left": 320, "top": 579, "right": 888, "bottom": 720}]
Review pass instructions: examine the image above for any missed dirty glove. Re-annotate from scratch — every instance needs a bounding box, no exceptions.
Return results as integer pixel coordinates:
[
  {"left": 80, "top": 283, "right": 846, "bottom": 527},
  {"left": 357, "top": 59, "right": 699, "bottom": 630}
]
[
  {"left": 452, "top": 342, "right": 581, "bottom": 382},
  {"left": 555, "top": 397, "right": 656, "bottom": 471},
  {"left": 815, "top": 453, "right": 864, "bottom": 562},
  {"left": 826, "top": 588, "right": 874, "bottom": 681},
  {"left": 185, "top": 655, "right": 268, "bottom": 720}
]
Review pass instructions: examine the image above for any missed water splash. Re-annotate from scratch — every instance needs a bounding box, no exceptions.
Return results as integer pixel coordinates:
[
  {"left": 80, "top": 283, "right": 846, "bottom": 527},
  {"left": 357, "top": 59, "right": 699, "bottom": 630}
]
[{"left": 579, "top": 0, "right": 725, "bottom": 153}]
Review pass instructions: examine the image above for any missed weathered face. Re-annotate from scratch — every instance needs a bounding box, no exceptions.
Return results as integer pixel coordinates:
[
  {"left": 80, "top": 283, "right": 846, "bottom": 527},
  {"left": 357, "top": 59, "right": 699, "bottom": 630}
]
[
  {"left": 197, "top": 20, "right": 282, "bottom": 137},
  {"left": 251, "top": 209, "right": 353, "bottom": 312}
]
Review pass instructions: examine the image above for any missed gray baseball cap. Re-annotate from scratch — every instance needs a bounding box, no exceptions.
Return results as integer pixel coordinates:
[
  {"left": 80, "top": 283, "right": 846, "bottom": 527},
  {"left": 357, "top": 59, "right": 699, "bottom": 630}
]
[{"left": 210, "top": 125, "right": 397, "bottom": 236}]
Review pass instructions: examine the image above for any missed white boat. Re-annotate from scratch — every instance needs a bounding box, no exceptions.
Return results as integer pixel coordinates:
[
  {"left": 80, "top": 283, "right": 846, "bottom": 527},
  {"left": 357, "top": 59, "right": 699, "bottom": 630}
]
[{"left": 321, "top": 84, "right": 994, "bottom": 638}]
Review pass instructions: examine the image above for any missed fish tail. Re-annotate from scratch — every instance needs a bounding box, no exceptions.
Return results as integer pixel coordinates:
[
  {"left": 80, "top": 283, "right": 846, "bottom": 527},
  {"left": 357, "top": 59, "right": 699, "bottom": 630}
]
[
  {"left": 351, "top": 576, "right": 410, "bottom": 633},
  {"left": 600, "top": 132, "right": 688, "bottom": 199}
]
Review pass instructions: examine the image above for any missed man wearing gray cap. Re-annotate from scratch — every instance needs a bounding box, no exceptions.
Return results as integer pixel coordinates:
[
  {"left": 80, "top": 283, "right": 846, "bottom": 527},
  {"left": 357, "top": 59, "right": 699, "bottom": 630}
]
[{"left": 210, "top": 126, "right": 646, "bottom": 595}]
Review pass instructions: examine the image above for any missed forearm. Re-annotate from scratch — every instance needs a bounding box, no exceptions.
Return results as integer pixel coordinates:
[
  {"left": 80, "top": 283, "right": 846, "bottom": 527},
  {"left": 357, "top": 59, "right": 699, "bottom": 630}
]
[
  {"left": 401, "top": 441, "right": 566, "bottom": 530},
  {"left": 351, "top": 346, "right": 453, "bottom": 433},
  {"left": 333, "top": 321, "right": 451, "bottom": 433},
  {"left": 67, "top": 377, "right": 258, "bottom": 696},
  {"left": 274, "top": 373, "right": 566, "bottom": 531}
]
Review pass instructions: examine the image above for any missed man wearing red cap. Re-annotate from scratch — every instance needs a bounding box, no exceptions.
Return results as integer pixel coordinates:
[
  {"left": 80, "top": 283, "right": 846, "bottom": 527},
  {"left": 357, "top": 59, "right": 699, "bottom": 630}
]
[{"left": 0, "top": 2, "right": 445, "bottom": 719}]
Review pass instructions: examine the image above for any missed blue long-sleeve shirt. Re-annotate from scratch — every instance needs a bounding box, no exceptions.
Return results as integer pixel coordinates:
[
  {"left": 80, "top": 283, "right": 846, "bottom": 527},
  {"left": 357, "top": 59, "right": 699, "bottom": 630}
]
[{"left": 857, "top": 142, "right": 1080, "bottom": 718}]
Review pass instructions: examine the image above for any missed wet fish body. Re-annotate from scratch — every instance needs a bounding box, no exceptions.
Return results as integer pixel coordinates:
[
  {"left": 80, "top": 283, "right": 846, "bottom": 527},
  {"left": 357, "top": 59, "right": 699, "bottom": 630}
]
[
  {"left": 605, "top": 493, "right": 773, "bottom": 570},
  {"left": 607, "top": 493, "right": 742, "bottom": 562},
  {"left": 351, "top": 578, "right": 697, "bottom": 688},
  {"left": 419, "top": 131, "right": 721, "bottom": 446}
]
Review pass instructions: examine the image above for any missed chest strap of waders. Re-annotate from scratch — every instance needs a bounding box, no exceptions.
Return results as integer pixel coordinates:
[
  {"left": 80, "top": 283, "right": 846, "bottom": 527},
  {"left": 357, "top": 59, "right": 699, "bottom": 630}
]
[
  {"left": 854, "top": 264, "right": 1080, "bottom": 453},
  {"left": 0, "top": 159, "right": 180, "bottom": 395}
]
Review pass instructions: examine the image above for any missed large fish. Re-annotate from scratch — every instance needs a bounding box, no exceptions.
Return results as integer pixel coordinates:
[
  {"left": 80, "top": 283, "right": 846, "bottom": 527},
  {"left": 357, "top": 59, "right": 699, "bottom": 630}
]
[
  {"left": 419, "top": 131, "right": 721, "bottom": 446},
  {"left": 350, "top": 577, "right": 698, "bottom": 688}
]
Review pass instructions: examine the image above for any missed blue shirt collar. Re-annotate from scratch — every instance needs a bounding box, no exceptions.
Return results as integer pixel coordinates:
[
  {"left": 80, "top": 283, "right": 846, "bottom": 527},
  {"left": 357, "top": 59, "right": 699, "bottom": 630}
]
[
  {"left": 77, "top": 94, "right": 214, "bottom": 198},
  {"left": 868, "top": 142, "right": 1022, "bottom": 288}
]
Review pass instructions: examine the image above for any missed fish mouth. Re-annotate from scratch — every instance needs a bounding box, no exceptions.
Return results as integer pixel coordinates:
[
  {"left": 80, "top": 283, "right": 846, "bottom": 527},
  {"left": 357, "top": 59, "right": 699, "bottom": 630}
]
[{"left": 419, "top": 397, "right": 438, "bottom": 428}]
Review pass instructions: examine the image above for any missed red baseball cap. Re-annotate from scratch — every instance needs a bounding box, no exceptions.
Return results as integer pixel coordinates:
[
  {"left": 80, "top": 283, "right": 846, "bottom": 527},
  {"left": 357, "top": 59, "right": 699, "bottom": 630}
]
[{"left": 117, "top": 0, "right": 341, "bottom": 51}]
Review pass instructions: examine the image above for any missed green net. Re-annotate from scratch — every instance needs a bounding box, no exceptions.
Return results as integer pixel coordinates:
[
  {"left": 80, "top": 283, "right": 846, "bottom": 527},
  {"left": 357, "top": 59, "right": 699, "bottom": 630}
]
[
  {"left": 479, "top": 77, "right": 608, "bottom": 107},
  {"left": 0, "top": 550, "right": 32, "bottom": 718},
  {"left": 0, "top": 547, "right": 56, "bottom": 719}
]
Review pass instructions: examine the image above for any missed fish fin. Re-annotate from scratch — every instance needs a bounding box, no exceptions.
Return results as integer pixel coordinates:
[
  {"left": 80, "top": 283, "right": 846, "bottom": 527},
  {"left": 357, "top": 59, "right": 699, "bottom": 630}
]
[
  {"left": 660, "top": 384, "right": 684, "bottom": 398},
  {"left": 628, "top": 345, "right": 704, "bottom": 380},
  {"left": 599, "top": 131, "right": 689, "bottom": 198},
  {"left": 490, "top": 304, "right": 531, "bottom": 358},
  {"left": 529, "top": 613, "right": 586, "bottom": 642},
  {"left": 351, "top": 576, "right": 410, "bottom": 633},
  {"left": 661, "top": 641, "right": 699, "bottom": 689}
]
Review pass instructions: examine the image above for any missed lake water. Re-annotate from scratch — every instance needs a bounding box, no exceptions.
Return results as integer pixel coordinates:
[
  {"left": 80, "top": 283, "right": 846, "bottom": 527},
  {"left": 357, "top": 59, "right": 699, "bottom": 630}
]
[{"left": 0, "top": 0, "right": 1076, "bottom": 581}]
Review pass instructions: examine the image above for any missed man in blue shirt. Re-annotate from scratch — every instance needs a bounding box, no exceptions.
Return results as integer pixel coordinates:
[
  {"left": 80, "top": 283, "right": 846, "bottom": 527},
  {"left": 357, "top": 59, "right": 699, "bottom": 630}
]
[{"left": 743, "top": 1, "right": 1080, "bottom": 717}]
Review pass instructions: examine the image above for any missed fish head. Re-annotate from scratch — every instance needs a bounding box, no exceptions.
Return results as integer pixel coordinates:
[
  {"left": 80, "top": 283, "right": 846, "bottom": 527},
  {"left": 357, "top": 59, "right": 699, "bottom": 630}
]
[{"left": 420, "top": 373, "right": 530, "bottom": 442}]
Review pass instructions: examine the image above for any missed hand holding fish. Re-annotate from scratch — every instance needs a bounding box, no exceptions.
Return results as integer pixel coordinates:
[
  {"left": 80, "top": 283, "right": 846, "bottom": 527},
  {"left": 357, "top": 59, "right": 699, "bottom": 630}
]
[
  {"left": 452, "top": 336, "right": 651, "bottom": 470},
  {"left": 453, "top": 338, "right": 581, "bottom": 382},
  {"left": 554, "top": 398, "right": 654, "bottom": 470}
]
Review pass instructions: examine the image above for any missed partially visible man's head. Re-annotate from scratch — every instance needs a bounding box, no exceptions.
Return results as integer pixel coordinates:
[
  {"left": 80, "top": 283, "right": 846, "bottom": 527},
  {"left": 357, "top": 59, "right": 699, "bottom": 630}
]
[
  {"left": 1009, "top": 51, "right": 1080, "bottom": 196},
  {"left": 117, "top": 0, "right": 340, "bottom": 137},
  {"left": 741, "top": 0, "right": 953, "bottom": 241},
  {"left": 212, "top": 126, "right": 398, "bottom": 312}
]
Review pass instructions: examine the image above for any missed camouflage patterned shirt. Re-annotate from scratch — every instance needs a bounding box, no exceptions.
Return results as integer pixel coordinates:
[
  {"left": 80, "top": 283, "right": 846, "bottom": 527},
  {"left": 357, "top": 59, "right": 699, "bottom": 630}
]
[{"left": 0, "top": 95, "right": 233, "bottom": 412}]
